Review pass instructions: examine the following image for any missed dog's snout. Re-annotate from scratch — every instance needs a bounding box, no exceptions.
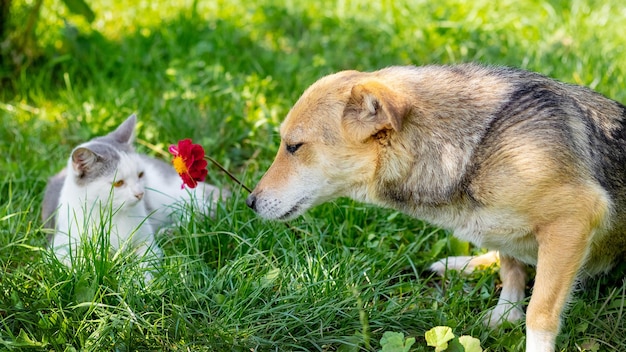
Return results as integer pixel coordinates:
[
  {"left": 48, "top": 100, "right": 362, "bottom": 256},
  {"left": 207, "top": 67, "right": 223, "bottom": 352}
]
[{"left": 246, "top": 194, "right": 257, "bottom": 210}]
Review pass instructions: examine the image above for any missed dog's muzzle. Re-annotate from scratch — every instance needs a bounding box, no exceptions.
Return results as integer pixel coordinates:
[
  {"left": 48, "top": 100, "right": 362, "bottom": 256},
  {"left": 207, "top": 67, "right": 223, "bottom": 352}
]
[{"left": 245, "top": 194, "right": 257, "bottom": 212}]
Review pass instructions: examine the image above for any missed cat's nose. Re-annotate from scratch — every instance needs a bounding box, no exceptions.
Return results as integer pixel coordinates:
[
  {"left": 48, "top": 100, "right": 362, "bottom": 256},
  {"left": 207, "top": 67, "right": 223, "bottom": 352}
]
[{"left": 135, "top": 192, "right": 144, "bottom": 200}]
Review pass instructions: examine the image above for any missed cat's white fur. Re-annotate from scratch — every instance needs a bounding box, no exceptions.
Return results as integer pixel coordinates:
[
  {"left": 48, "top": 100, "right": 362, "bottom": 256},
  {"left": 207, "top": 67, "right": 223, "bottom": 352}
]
[
  {"left": 51, "top": 150, "right": 159, "bottom": 266},
  {"left": 44, "top": 114, "right": 225, "bottom": 278}
]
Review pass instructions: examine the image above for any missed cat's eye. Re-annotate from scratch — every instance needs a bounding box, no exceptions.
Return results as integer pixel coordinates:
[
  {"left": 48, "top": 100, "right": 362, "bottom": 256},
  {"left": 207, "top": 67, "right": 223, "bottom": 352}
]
[
  {"left": 113, "top": 180, "right": 125, "bottom": 187},
  {"left": 138, "top": 171, "right": 144, "bottom": 178},
  {"left": 286, "top": 143, "right": 303, "bottom": 154}
]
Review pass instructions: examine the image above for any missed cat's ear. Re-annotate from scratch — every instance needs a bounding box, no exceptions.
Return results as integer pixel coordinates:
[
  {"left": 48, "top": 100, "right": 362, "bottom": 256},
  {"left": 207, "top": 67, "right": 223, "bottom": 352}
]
[
  {"left": 109, "top": 114, "right": 137, "bottom": 145},
  {"left": 71, "top": 147, "right": 98, "bottom": 176}
]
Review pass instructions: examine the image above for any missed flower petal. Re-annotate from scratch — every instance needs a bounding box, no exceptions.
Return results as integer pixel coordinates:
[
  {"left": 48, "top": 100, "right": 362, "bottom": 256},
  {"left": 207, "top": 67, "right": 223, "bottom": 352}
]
[{"left": 169, "top": 139, "right": 208, "bottom": 189}]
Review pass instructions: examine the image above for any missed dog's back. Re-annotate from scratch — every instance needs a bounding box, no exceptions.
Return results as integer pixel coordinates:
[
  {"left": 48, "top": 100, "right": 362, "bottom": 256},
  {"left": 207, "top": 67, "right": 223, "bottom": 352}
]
[
  {"left": 366, "top": 64, "right": 626, "bottom": 272},
  {"left": 462, "top": 65, "right": 626, "bottom": 273}
]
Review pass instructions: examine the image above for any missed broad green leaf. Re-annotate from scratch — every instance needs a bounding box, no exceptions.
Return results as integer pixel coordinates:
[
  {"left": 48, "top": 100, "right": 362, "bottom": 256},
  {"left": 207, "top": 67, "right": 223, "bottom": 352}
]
[
  {"left": 15, "top": 329, "right": 46, "bottom": 347},
  {"left": 261, "top": 267, "right": 280, "bottom": 287},
  {"left": 459, "top": 335, "right": 483, "bottom": 352},
  {"left": 448, "top": 237, "right": 470, "bottom": 256},
  {"left": 446, "top": 338, "right": 465, "bottom": 352},
  {"left": 580, "top": 340, "right": 601, "bottom": 352},
  {"left": 379, "top": 331, "right": 415, "bottom": 352},
  {"left": 425, "top": 326, "right": 455, "bottom": 352},
  {"left": 213, "top": 293, "right": 226, "bottom": 304},
  {"left": 404, "top": 337, "right": 416, "bottom": 351},
  {"left": 429, "top": 238, "right": 448, "bottom": 259},
  {"left": 61, "top": 0, "right": 95, "bottom": 22}
]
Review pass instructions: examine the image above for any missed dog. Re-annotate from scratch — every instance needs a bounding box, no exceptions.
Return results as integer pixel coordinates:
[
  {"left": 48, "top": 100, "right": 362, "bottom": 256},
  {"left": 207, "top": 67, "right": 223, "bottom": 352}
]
[{"left": 245, "top": 63, "right": 626, "bottom": 351}]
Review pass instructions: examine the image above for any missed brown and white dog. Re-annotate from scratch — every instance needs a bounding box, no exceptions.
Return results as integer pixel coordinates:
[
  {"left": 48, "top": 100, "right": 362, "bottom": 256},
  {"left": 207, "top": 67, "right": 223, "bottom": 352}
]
[{"left": 246, "top": 64, "right": 626, "bottom": 351}]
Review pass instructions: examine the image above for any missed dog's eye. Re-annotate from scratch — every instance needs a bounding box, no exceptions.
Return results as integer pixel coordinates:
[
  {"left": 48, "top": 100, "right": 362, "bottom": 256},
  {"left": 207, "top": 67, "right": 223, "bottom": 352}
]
[{"left": 286, "top": 143, "right": 303, "bottom": 154}]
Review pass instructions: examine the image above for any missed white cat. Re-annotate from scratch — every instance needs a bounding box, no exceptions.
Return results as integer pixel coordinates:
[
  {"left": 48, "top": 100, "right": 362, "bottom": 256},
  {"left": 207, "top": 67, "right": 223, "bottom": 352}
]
[{"left": 42, "top": 114, "right": 226, "bottom": 277}]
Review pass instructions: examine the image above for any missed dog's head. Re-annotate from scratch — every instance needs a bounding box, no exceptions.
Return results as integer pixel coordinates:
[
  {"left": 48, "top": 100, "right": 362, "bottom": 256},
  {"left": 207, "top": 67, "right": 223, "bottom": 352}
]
[{"left": 246, "top": 69, "right": 411, "bottom": 220}]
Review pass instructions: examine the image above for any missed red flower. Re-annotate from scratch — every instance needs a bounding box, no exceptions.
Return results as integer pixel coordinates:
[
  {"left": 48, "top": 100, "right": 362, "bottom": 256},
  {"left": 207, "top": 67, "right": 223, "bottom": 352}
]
[{"left": 169, "top": 139, "right": 208, "bottom": 188}]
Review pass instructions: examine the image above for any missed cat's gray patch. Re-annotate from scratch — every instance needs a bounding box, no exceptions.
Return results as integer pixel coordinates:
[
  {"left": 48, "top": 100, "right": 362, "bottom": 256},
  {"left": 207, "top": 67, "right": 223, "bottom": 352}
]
[
  {"left": 72, "top": 141, "right": 122, "bottom": 186},
  {"left": 41, "top": 169, "right": 66, "bottom": 231}
]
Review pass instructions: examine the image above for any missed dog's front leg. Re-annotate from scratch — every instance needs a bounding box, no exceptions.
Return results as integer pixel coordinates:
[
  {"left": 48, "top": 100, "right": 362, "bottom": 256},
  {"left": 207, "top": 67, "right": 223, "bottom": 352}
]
[
  {"left": 525, "top": 220, "right": 590, "bottom": 352},
  {"left": 484, "top": 254, "right": 527, "bottom": 327}
]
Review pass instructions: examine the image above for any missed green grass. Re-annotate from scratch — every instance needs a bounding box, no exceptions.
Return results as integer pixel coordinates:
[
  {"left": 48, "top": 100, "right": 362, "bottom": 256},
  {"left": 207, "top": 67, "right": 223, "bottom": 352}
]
[{"left": 2, "top": 0, "right": 626, "bottom": 350}]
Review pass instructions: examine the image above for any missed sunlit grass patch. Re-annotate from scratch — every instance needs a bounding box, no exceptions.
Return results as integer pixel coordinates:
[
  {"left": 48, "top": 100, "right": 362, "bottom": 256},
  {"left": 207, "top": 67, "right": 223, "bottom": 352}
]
[{"left": 2, "top": 0, "right": 626, "bottom": 350}]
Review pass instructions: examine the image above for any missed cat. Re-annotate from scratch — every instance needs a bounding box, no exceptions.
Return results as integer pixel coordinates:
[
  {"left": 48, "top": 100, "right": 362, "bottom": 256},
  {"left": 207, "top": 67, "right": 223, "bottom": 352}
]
[{"left": 42, "top": 114, "right": 226, "bottom": 278}]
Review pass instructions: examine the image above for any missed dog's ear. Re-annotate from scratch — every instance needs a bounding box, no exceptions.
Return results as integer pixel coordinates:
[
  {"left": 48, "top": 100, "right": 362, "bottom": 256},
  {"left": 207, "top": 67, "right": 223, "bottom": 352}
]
[{"left": 342, "top": 81, "right": 410, "bottom": 142}]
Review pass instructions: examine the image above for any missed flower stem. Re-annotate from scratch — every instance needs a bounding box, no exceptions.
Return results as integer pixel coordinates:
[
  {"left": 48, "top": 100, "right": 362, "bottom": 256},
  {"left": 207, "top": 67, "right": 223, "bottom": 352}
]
[
  {"left": 203, "top": 155, "right": 305, "bottom": 235},
  {"left": 204, "top": 155, "right": 252, "bottom": 193}
]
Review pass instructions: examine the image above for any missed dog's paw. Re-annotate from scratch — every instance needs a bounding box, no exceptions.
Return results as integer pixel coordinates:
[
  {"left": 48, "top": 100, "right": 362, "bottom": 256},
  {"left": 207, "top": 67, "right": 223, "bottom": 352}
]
[
  {"left": 483, "top": 302, "right": 525, "bottom": 328},
  {"left": 429, "top": 259, "right": 451, "bottom": 276},
  {"left": 429, "top": 256, "right": 476, "bottom": 276}
]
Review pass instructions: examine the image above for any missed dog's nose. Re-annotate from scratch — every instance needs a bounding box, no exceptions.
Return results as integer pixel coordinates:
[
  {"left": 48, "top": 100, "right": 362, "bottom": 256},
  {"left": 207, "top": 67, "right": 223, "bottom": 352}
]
[{"left": 246, "top": 194, "right": 257, "bottom": 210}]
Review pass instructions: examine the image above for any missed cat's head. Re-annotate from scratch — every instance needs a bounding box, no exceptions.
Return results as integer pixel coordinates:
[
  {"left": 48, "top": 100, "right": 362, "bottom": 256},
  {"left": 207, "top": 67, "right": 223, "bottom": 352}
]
[{"left": 69, "top": 114, "right": 146, "bottom": 208}]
